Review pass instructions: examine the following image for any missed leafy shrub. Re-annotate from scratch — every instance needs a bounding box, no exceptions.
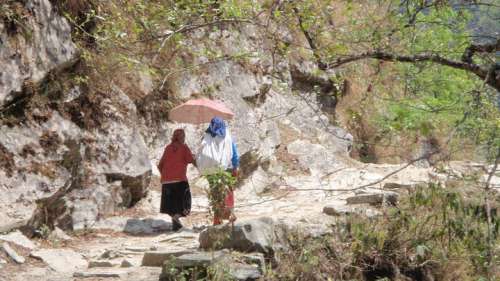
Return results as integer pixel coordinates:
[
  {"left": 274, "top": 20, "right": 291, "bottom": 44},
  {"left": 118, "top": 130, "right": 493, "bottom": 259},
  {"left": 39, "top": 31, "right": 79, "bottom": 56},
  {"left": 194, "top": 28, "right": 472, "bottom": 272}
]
[
  {"left": 350, "top": 183, "right": 499, "bottom": 281},
  {"left": 267, "top": 183, "right": 499, "bottom": 281},
  {"left": 204, "top": 170, "right": 236, "bottom": 220}
]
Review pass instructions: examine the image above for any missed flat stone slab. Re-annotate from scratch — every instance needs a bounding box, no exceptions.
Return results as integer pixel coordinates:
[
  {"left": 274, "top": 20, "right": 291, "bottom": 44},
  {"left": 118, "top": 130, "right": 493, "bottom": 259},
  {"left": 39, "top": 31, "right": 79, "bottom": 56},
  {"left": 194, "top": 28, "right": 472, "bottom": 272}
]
[
  {"left": 31, "top": 249, "right": 88, "bottom": 273},
  {"left": 157, "top": 231, "right": 199, "bottom": 243},
  {"left": 141, "top": 249, "right": 194, "bottom": 267},
  {"left": 323, "top": 205, "right": 354, "bottom": 216},
  {"left": 229, "top": 263, "right": 262, "bottom": 280},
  {"left": 92, "top": 217, "right": 171, "bottom": 234},
  {"left": 383, "top": 182, "right": 426, "bottom": 190},
  {"left": 2, "top": 243, "right": 25, "bottom": 264},
  {"left": 124, "top": 218, "right": 171, "bottom": 235},
  {"left": 173, "top": 251, "right": 227, "bottom": 268},
  {"left": 0, "top": 230, "right": 37, "bottom": 250},
  {"left": 124, "top": 246, "right": 151, "bottom": 252},
  {"left": 323, "top": 204, "right": 380, "bottom": 218},
  {"left": 88, "top": 260, "right": 120, "bottom": 268},
  {"left": 346, "top": 191, "right": 398, "bottom": 205},
  {"left": 73, "top": 269, "right": 128, "bottom": 278}
]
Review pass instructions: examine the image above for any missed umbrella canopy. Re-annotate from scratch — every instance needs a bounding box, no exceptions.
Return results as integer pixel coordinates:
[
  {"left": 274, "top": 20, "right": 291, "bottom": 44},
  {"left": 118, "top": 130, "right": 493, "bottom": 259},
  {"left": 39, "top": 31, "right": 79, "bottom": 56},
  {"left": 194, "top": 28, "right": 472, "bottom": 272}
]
[{"left": 168, "top": 98, "right": 234, "bottom": 124}]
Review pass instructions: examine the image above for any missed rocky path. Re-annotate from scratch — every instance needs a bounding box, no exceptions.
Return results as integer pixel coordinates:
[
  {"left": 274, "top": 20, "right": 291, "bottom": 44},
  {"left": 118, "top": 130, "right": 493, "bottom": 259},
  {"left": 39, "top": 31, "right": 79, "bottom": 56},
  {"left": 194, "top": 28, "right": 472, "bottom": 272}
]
[{"left": 2, "top": 160, "right": 497, "bottom": 281}]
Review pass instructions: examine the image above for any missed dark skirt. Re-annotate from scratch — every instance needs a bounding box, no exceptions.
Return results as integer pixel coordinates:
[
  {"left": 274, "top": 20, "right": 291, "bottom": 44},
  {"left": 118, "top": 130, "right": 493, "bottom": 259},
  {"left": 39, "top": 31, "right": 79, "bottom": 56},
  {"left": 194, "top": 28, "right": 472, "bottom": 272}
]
[{"left": 160, "top": 181, "right": 191, "bottom": 216}]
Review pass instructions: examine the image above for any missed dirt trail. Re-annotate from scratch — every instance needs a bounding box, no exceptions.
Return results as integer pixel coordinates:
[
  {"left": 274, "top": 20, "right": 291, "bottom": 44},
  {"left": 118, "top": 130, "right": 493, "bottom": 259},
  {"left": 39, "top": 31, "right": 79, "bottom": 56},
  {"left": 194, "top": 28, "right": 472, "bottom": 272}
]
[{"left": 0, "top": 161, "right": 441, "bottom": 281}]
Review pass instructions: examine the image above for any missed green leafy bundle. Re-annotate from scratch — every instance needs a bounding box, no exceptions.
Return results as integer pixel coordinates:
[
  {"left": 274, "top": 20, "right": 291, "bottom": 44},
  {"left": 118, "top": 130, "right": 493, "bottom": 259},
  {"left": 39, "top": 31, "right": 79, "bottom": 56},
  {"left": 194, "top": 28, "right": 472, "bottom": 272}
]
[{"left": 204, "top": 170, "right": 237, "bottom": 220}]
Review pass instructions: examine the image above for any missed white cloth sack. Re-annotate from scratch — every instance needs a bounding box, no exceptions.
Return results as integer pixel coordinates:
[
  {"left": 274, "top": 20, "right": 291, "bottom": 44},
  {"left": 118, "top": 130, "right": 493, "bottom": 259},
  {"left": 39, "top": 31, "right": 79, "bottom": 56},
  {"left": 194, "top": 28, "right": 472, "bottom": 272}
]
[{"left": 196, "top": 131, "right": 233, "bottom": 175}]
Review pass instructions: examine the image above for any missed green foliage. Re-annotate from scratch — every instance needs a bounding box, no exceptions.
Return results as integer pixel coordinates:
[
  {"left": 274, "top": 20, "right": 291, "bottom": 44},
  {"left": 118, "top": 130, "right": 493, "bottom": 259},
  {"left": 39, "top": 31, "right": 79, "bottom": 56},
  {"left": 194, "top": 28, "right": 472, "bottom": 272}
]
[
  {"left": 1, "top": 0, "right": 33, "bottom": 39},
  {"left": 205, "top": 170, "right": 236, "bottom": 220},
  {"left": 160, "top": 256, "right": 233, "bottom": 281},
  {"left": 38, "top": 224, "right": 51, "bottom": 240},
  {"left": 267, "top": 183, "right": 499, "bottom": 280},
  {"left": 350, "top": 183, "right": 499, "bottom": 280},
  {"left": 61, "top": 0, "right": 498, "bottom": 163},
  {"left": 374, "top": 5, "right": 497, "bottom": 146}
]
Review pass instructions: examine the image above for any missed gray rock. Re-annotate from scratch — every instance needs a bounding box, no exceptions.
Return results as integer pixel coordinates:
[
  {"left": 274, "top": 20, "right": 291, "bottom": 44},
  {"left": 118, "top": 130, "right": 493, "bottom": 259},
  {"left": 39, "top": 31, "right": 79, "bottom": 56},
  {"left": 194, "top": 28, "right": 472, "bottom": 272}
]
[
  {"left": 0, "top": 0, "right": 77, "bottom": 105},
  {"left": 124, "top": 218, "right": 171, "bottom": 235},
  {"left": 159, "top": 251, "right": 264, "bottom": 281},
  {"left": 323, "top": 205, "right": 354, "bottom": 216},
  {"left": 31, "top": 249, "right": 88, "bottom": 273},
  {"left": 73, "top": 269, "right": 128, "bottom": 278},
  {"left": 48, "top": 227, "right": 72, "bottom": 241},
  {"left": 173, "top": 251, "right": 227, "bottom": 268},
  {"left": 239, "top": 253, "right": 266, "bottom": 275},
  {"left": 141, "top": 249, "right": 193, "bottom": 267},
  {"left": 287, "top": 139, "right": 342, "bottom": 175},
  {"left": 0, "top": 230, "right": 37, "bottom": 250},
  {"left": 383, "top": 182, "right": 426, "bottom": 190},
  {"left": 159, "top": 251, "right": 228, "bottom": 281},
  {"left": 0, "top": 220, "right": 29, "bottom": 234},
  {"left": 323, "top": 204, "right": 380, "bottom": 218},
  {"left": 229, "top": 263, "right": 262, "bottom": 281},
  {"left": 241, "top": 252, "right": 265, "bottom": 266},
  {"left": 71, "top": 200, "right": 99, "bottom": 231},
  {"left": 88, "top": 260, "right": 119, "bottom": 268},
  {"left": 120, "top": 259, "right": 134, "bottom": 268},
  {"left": 199, "top": 217, "right": 284, "bottom": 258},
  {"left": 346, "top": 192, "right": 399, "bottom": 206},
  {"left": 125, "top": 246, "right": 149, "bottom": 252},
  {"left": 92, "top": 217, "right": 172, "bottom": 234},
  {"left": 99, "top": 249, "right": 124, "bottom": 260},
  {"left": 1, "top": 243, "right": 25, "bottom": 264}
]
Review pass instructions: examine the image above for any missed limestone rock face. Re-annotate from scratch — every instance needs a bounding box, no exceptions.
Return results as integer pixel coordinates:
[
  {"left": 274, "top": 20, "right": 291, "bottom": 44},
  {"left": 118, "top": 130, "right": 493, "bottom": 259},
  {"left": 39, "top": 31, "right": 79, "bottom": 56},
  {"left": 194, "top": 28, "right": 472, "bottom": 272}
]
[
  {"left": 0, "top": 0, "right": 77, "bottom": 106},
  {"left": 0, "top": 7, "right": 355, "bottom": 234}
]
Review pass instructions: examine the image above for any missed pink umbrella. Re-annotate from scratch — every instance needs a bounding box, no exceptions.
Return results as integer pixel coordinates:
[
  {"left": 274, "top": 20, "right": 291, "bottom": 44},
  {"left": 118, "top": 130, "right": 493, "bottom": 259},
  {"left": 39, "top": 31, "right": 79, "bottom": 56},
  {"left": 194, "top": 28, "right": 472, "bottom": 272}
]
[{"left": 168, "top": 98, "right": 234, "bottom": 124}]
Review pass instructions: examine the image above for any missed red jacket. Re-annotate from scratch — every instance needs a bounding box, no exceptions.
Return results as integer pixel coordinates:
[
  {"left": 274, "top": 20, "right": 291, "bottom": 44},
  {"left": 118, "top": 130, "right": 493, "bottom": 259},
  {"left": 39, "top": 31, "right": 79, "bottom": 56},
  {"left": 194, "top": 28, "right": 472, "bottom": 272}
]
[{"left": 158, "top": 143, "right": 194, "bottom": 183}]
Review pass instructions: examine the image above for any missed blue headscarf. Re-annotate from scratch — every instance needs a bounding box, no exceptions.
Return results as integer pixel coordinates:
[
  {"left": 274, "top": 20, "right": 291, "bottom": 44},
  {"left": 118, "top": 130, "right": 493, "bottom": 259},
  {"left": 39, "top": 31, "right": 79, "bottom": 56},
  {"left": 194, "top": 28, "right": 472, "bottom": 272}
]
[{"left": 206, "top": 117, "right": 226, "bottom": 138}]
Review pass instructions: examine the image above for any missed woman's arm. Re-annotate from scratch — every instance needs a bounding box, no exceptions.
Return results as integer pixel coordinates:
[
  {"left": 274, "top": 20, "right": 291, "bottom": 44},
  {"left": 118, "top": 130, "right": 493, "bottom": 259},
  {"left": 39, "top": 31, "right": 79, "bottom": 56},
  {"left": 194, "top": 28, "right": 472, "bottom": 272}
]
[
  {"left": 184, "top": 145, "right": 195, "bottom": 165},
  {"left": 231, "top": 141, "right": 239, "bottom": 176}
]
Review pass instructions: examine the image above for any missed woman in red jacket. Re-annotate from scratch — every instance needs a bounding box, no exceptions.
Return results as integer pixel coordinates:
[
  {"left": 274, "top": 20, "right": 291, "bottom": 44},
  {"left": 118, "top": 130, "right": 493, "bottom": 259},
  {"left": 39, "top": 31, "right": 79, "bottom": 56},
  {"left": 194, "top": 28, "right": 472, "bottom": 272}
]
[{"left": 158, "top": 129, "right": 195, "bottom": 231}]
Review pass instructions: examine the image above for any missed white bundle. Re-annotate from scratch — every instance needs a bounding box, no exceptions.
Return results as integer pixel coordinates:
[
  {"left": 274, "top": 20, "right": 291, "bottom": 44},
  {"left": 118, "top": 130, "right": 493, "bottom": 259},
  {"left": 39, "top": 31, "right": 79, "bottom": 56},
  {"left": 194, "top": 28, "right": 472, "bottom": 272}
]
[{"left": 196, "top": 130, "right": 233, "bottom": 175}]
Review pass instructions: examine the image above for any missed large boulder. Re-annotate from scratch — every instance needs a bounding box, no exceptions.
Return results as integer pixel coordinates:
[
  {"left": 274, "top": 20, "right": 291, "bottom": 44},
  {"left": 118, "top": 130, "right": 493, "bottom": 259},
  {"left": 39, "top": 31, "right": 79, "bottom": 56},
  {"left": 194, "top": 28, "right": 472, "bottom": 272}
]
[{"left": 199, "top": 217, "right": 285, "bottom": 259}]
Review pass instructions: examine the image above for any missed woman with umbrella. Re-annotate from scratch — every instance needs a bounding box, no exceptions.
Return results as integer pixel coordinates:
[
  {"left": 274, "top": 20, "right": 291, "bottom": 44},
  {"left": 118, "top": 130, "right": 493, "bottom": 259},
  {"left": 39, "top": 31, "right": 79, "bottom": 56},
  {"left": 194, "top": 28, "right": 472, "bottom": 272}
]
[{"left": 168, "top": 99, "right": 239, "bottom": 226}]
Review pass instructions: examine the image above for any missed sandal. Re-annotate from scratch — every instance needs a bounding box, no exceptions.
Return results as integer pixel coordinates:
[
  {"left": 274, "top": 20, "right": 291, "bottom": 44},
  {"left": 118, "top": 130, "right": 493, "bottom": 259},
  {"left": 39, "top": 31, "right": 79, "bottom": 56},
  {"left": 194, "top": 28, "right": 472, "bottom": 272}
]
[{"left": 172, "top": 215, "right": 183, "bottom": 231}]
